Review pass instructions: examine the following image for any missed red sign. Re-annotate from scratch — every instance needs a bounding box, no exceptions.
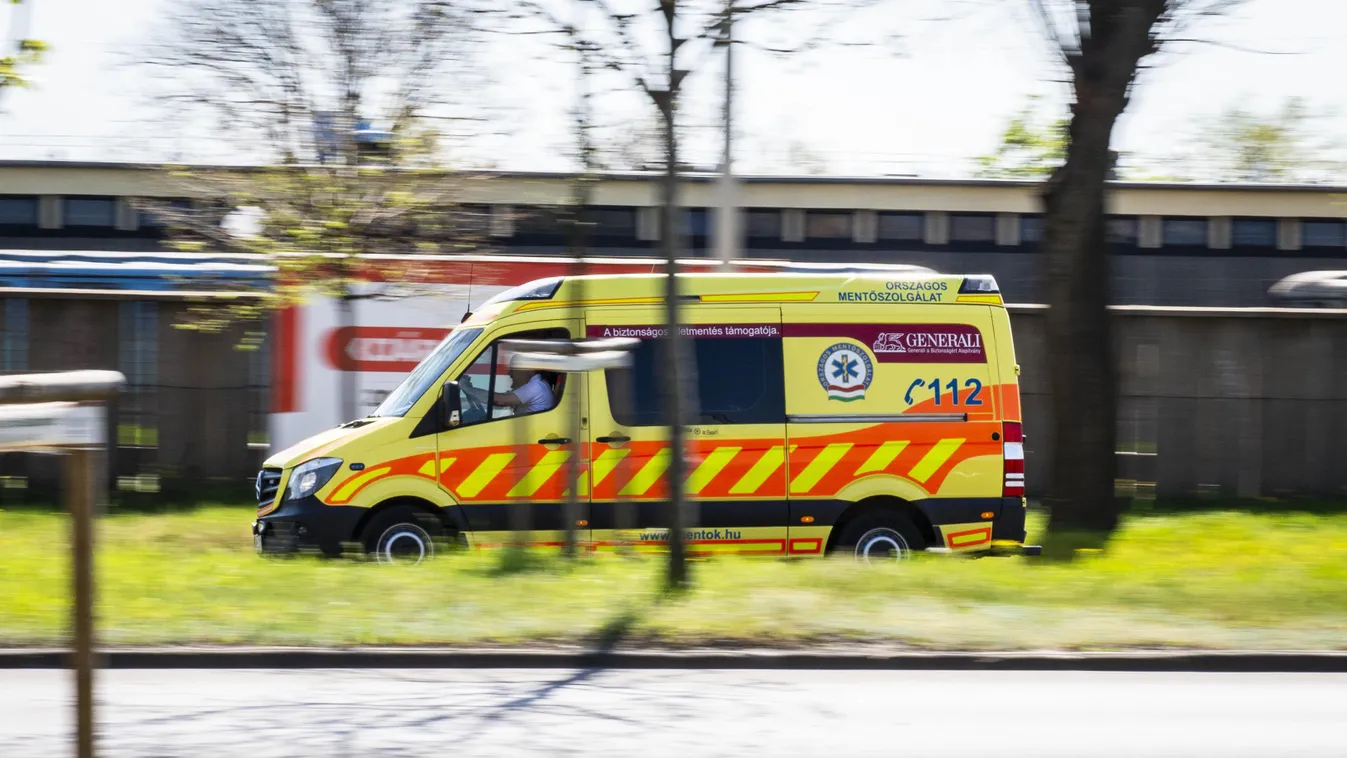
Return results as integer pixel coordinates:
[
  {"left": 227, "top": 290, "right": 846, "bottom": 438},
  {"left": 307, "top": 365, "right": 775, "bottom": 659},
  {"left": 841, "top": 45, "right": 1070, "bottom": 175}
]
[
  {"left": 324, "top": 326, "right": 452, "bottom": 373},
  {"left": 785, "top": 323, "right": 986, "bottom": 363}
]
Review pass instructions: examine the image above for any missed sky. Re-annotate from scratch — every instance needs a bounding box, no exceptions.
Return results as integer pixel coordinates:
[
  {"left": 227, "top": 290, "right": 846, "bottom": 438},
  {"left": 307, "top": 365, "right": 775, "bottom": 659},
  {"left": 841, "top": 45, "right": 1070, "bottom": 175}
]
[{"left": 2, "top": 0, "right": 1346, "bottom": 178}]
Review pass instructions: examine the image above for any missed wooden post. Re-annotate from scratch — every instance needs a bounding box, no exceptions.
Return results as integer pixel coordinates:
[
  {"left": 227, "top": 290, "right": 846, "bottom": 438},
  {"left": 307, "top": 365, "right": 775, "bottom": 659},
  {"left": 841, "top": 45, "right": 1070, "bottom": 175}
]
[
  {"left": 65, "top": 447, "right": 98, "bottom": 758},
  {"left": 0, "top": 371, "right": 124, "bottom": 758}
]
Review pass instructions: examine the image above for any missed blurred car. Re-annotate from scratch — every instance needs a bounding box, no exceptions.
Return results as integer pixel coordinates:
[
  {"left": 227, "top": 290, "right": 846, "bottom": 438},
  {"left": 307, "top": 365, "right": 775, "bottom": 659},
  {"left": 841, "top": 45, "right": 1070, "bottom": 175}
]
[{"left": 1268, "top": 271, "right": 1347, "bottom": 308}]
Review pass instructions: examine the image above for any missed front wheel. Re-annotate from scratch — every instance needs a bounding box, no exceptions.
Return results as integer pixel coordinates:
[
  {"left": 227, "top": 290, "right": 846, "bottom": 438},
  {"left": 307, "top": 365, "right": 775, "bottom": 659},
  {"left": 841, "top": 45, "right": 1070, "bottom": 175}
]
[
  {"left": 362, "top": 506, "right": 447, "bottom": 565},
  {"left": 834, "top": 511, "right": 925, "bottom": 563}
]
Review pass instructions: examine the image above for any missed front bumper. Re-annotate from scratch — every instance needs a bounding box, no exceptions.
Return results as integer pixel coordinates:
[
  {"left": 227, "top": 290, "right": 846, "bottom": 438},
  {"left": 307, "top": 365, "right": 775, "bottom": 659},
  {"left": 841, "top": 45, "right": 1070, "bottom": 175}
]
[{"left": 254, "top": 495, "right": 368, "bottom": 557}]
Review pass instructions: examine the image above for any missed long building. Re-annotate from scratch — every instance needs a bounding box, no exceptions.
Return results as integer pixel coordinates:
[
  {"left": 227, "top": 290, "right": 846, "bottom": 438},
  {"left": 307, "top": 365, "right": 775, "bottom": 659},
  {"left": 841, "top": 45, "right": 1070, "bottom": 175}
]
[
  {"left": 4, "top": 161, "right": 1347, "bottom": 503},
  {"left": 3, "top": 160, "right": 1347, "bottom": 306}
]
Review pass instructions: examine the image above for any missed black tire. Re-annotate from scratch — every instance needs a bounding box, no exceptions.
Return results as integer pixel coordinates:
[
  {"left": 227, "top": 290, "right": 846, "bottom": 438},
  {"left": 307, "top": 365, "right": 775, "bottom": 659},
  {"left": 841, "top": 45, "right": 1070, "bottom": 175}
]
[
  {"left": 833, "top": 510, "right": 925, "bottom": 562},
  {"left": 362, "top": 506, "right": 447, "bottom": 566}
]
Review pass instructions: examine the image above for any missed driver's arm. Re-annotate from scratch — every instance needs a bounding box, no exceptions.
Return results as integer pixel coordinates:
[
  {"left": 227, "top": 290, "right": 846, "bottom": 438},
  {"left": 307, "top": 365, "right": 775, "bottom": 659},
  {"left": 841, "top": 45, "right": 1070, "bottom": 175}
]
[
  {"left": 464, "top": 382, "right": 526, "bottom": 407},
  {"left": 493, "top": 392, "right": 526, "bottom": 408}
]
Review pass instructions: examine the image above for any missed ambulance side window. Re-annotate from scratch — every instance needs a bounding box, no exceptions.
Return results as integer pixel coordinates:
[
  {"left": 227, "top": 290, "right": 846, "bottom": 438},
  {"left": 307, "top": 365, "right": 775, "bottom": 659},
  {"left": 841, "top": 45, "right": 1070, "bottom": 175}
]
[
  {"left": 607, "top": 336, "right": 785, "bottom": 426},
  {"left": 456, "top": 348, "right": 496, "bottom": 425},
  {"left": 453, "top": 327, "right": 570, "bottom": 427}
]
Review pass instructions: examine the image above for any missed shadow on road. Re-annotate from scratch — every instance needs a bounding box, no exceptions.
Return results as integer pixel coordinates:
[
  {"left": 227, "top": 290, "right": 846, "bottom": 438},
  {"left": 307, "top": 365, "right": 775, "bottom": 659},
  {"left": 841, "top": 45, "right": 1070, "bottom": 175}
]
[{"left": 35, "top": 594, "right": 744, "bottom": 758}]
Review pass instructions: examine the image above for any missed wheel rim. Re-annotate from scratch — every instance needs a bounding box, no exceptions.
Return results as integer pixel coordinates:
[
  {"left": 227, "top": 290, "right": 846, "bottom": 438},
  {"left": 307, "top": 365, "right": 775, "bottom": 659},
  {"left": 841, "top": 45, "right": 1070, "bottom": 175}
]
[
  {"left": 855, "top": 527, "right": 910, "bottom": 563},
  {"left": 377, "top": 524, "right": 432, "bottom": 565}
]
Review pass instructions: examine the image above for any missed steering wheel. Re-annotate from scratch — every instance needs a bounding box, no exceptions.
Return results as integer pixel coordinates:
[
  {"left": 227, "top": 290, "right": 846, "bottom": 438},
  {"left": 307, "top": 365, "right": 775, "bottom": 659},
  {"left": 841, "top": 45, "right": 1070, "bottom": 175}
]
[{"left": 463, "top": 387, "right": 489, "bottom": 418}]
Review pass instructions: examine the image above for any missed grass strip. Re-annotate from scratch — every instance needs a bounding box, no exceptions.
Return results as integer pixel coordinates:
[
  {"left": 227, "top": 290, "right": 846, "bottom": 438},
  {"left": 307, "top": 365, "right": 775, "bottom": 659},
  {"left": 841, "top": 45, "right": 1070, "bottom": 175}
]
[{"left": 1, "top": 507, "right": 1344, "bottom": 651}]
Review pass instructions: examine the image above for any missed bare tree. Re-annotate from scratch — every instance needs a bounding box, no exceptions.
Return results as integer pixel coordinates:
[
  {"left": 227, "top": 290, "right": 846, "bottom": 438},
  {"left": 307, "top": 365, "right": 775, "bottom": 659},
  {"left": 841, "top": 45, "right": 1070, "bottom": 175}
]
[
  {"left": 135, "top": 0, "right": 490, "bottom": 423},
  {"left": 601, "top": 113, "right": 667, "bottom": 171},
  {"left": 139, "top": 0, "right": 483, "bottom": 165},
  {"left": 508, "top": 0, "right": 869, "bottom": 586},
  {"left": 1031, "top": 0, "right": 1244, "bottom": 551}
]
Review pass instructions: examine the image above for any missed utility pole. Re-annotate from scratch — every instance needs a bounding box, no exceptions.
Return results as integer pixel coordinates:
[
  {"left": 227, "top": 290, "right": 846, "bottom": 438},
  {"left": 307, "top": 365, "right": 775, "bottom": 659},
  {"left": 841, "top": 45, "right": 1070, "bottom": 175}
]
[{"left": 714, "top": 3, "right": 739, "bottom": 264}]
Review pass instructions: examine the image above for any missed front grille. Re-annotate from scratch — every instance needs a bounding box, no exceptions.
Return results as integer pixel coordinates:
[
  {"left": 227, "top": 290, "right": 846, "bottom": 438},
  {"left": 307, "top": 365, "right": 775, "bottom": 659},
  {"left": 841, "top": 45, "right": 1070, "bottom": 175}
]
[{"left": 256, "top": 468, "right": 282, "bottom": 507}]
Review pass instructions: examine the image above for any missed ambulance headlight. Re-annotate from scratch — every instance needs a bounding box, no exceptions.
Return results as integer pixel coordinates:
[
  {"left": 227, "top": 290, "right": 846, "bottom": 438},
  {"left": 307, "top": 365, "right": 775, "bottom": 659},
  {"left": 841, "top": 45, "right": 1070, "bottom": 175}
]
[{"left": 287, "top": 458, "right": 343, "bottom": 500}]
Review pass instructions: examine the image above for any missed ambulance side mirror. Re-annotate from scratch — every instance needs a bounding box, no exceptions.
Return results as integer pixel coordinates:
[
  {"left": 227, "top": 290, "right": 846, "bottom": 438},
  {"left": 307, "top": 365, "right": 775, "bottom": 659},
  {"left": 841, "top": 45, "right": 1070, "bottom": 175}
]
[{"left": 441, "top": 380, "right": 462, "bottom": 429}]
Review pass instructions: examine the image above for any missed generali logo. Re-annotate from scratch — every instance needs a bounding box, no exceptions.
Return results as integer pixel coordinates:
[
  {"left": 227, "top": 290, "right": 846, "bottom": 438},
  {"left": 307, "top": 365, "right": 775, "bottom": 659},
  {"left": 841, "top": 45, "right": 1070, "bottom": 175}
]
[
  {"left": 870, "top": 325, "right": 985, "bottom": 363},
  {"left": 872, "top": 333, "right": 907, "bottom": 353},
  {"left": 324, "top": 326, "right": 452, "bottom": 373}
]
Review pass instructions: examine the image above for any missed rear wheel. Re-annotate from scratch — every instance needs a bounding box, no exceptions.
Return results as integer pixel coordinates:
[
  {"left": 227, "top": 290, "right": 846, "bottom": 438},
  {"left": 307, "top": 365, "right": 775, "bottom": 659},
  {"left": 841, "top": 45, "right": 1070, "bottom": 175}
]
[
  {"left": 362, "top": 506, "right": 447, "bottom": 566},
  {"left": 834, "top": 511, "right": 925, "bottom": 562}
]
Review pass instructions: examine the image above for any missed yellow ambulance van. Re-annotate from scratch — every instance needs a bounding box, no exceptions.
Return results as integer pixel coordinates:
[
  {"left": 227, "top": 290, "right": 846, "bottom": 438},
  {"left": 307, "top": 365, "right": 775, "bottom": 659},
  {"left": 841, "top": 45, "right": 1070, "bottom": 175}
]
[{"left": 253, "top": 272, "right": 1032, "bottom": 563}]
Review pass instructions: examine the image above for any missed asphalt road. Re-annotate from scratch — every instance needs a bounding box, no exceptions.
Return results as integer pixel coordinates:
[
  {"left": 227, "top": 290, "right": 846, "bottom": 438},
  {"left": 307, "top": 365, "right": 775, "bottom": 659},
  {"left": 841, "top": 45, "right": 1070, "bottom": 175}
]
[{"left": 2, "top": 668, "right": 1344, "bottom": 757}]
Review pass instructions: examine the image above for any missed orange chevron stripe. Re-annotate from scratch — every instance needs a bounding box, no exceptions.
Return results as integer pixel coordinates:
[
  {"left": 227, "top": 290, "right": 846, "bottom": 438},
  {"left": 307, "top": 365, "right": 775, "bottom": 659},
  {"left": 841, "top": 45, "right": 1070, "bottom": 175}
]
[
  {"left": 325, "top": 452, "right": 436, "bottom": 505},
  {"left": 446, "top": 443, "right": 591, "bottom": 502},
  {"left": 586, "top": 439, "right": 791, "bottom": 501},
  {"left": 323, "top": 407, "right": 1012, "bottom": 507},
  {"left": 588, "top": 440, "right": 659, "bottom": 500},
  {"left": 788, "top": 421, "right": 998, "bottom": 497},
  {"left": 687, "top": 439, "right": 787, "bottom": 499}
]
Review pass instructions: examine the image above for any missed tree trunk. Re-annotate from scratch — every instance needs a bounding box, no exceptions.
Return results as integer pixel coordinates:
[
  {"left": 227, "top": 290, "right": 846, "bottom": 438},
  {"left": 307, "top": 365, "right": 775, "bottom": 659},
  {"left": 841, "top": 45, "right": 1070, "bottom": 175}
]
[
  {"left": 660, "top": 131, "right": 689, "bottom": 587},
  {"left": 658, "top": 2, "right": 689, "bottom": 587},
  {"left": 1042, "top": 1, "right": 1166, "bottom": 549}
]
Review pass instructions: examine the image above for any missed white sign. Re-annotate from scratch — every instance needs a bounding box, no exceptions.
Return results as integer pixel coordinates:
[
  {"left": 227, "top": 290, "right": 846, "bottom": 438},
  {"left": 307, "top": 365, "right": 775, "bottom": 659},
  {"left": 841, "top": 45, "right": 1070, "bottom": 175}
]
[
  {"left": 270, "top": 282, "right": 510, "bottom": 453},
  {"left": 0, "top": 403, "right": 106, "bottom": 451}
]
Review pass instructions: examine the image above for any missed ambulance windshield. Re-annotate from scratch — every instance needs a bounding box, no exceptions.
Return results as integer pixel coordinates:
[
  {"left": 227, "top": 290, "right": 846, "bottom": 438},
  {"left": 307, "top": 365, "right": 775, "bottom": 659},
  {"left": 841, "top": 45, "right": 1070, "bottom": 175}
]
[{"left": 371, "top": 327, "right": 484, "bottom": 418}]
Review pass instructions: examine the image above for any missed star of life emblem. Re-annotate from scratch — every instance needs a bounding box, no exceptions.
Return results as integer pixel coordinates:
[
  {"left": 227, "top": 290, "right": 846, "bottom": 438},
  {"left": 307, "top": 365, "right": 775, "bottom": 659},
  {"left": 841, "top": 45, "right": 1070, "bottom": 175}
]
[{"left": 816, "top": 343, "right": 874, "bottom": 402}]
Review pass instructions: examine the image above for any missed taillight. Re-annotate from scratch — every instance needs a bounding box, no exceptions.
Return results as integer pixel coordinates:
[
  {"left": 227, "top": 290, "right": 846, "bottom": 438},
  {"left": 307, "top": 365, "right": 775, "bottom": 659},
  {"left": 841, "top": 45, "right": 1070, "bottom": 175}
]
[{"left": 1003, "top": 422, "right": 1024, "bottom": 497}]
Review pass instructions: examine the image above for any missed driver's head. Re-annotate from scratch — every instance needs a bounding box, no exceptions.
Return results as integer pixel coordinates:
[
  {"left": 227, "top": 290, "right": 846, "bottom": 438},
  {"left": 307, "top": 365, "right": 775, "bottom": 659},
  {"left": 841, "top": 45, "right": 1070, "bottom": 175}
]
[{"left": 509, "top": 367, "right": 536, "bottom": 388}]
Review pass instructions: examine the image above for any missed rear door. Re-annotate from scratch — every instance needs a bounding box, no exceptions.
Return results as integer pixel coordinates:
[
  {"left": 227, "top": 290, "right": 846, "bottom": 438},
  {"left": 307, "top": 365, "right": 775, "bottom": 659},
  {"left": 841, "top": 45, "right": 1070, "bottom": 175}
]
[
  {"left": 585, "top": 306, "right": 790, "bottom": 555},
  {"left": 783, "top": 306, "right": 1004, "bottom": 553}
]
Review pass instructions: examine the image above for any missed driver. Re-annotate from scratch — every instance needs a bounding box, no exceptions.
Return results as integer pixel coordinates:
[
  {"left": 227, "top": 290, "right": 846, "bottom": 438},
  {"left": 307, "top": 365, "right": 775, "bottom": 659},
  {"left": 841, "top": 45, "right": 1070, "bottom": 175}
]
[{"left": 465, "top": 367, "right": 555, "bottom": 415}]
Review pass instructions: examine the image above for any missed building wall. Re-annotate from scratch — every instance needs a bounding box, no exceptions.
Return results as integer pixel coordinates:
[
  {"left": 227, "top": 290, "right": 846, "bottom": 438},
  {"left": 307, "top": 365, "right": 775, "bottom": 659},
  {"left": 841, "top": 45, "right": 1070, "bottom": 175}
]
[
  {"left": 1012, "top": 306, "right": 1347, "bottom": 500},
  {"left": 155, "top": 304, "right": 261, "bottom": 496},
  {"left": 4, "top": 289, "right": 1346, "bottom": 503},
  {"left": 0, "top": 294, "right": 264, "bottom": 502},
  {"left": 4, "top": 163, "right": 1347, "bottom": 307}
]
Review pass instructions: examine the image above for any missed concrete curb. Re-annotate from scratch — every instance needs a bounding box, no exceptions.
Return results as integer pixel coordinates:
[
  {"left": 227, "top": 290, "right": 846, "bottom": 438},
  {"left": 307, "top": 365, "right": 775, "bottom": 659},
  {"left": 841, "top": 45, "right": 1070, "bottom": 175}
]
[{"left": 2, "top": 648, "right": 1345, "bottom": 672}]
